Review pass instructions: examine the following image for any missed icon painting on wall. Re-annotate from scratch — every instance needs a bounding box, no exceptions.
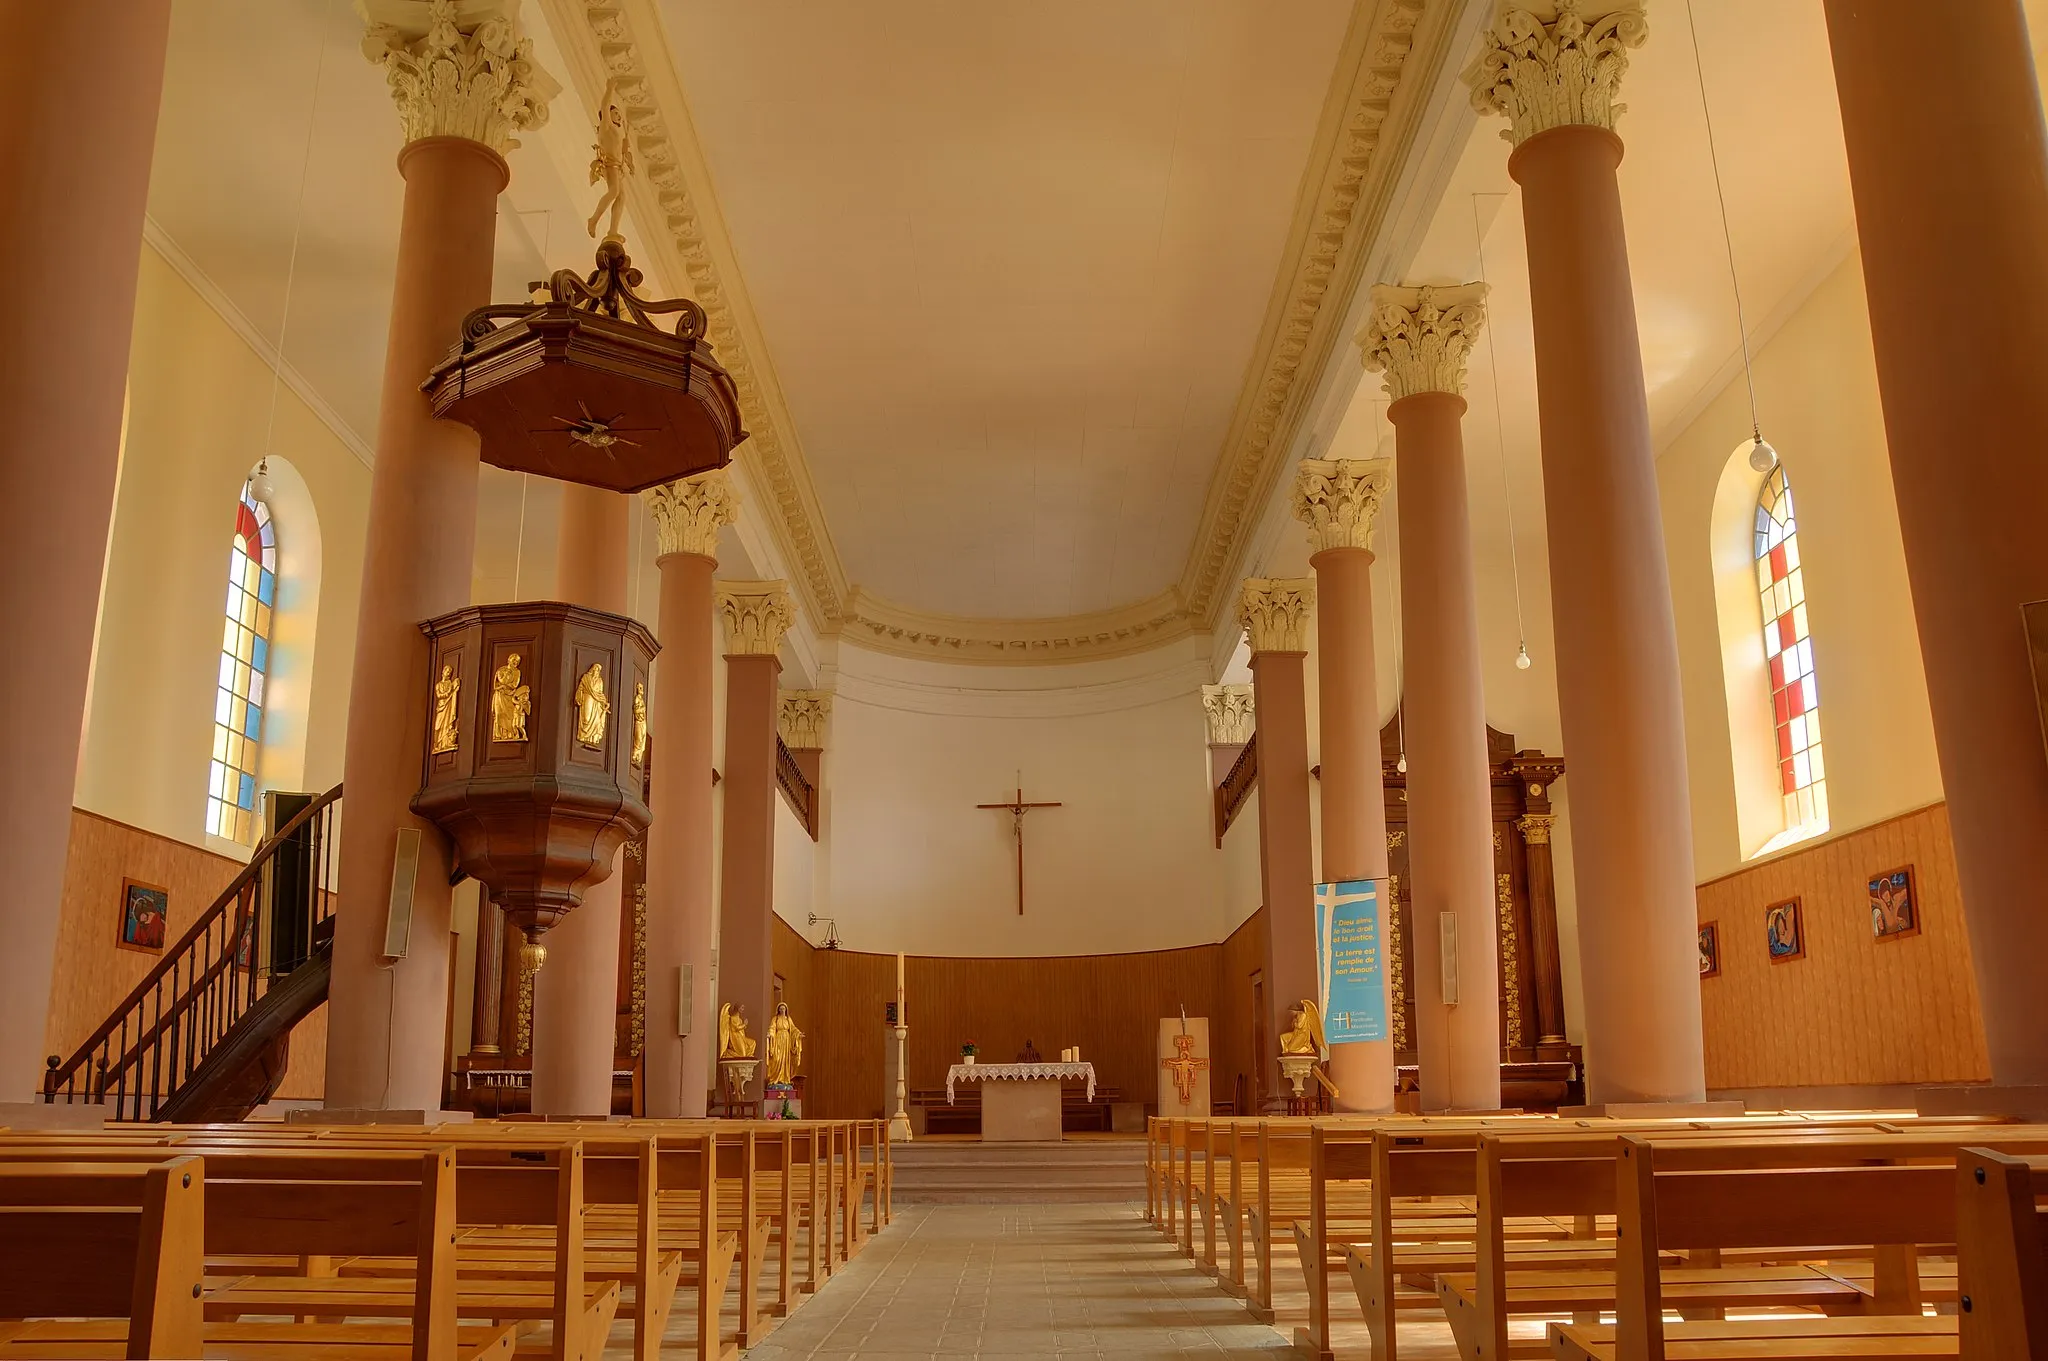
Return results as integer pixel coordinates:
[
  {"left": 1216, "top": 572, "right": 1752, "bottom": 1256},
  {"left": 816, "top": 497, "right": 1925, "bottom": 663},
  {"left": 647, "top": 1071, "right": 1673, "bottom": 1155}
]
[
  {"left": 1765, "top": 897, "right": 1805, "bottom": 964},
  {"left": 1697, "top": 922, "right": 1720, "bottom": 979},
  {"left": 1869, "top": 865, "right": 1920, "bottom": 942}
]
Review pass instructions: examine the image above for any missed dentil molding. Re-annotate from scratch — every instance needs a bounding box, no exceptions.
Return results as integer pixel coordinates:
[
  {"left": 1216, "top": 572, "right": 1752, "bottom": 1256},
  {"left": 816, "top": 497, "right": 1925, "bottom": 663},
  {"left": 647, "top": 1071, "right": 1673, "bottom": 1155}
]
[
  {"left": 778, "top": 690, "right": 832, "bottom": 749},
  {"left": 1465, "top": 0, "right": 1648, "bottom": 146},
  {"left": 1201, "top": 684, "right": 1256, "bottom": 746},
  {"left": 839, "top": 588, "right": 1196, "bottom": 665},
  {"left": 643, "top": 469, "right": 739, "bottom": 559},
  {"left": 717, "top": 580, "right": 794, "bottom": 657},
  {"left": 1238, "top": 578, "right": 1316, "bottom": 655},
  {"left": 1358, "top": 282, "right": 1488, "bottom": 402},
  {"left": 359, "top": 0, "right": 561, "bottom": 152},
  {"left": 1293, "top": 457, "right": 1393, "bottom": 554}
]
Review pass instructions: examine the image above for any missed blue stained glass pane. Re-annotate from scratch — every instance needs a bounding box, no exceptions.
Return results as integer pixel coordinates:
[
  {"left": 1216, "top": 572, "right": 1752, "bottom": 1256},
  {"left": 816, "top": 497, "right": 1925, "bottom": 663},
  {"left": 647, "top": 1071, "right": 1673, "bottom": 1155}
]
[
  {"left": 251, "top": 636, "right": 268, "bottom": 672},
  {"left": 238, "top": 772, "right": 256, "bottom": 810},
  {"left": 244, "top": 705, "right": 263, "bottom": 739},
  {"left": 258, "top": 570, "right": 275, "bottom": 606}
]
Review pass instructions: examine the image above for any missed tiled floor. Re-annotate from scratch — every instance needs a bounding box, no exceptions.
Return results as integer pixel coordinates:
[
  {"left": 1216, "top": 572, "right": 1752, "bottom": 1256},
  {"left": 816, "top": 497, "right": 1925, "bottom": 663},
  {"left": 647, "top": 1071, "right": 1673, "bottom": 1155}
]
[{"left": 739, "top": 1202, "right": 1298, "bottom": 1360}]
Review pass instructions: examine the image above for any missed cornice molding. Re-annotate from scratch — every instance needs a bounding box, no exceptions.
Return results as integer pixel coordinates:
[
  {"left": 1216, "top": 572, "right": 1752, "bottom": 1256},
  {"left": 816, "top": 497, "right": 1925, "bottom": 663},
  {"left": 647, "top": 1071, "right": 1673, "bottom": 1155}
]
[{"left": 838, "top": 588, "right": 1198, "bottom": 665}]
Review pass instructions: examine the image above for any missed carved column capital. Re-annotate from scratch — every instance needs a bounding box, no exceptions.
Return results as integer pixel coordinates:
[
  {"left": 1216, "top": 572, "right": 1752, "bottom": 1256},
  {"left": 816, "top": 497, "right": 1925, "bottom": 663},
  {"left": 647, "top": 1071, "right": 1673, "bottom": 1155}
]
[
  {"left": 1358, "top": 283, "right": 1489, "bottom": 402},
  {"left": 778, "top": 690, "right": 832, "bottom": 749},
  {"left": 1464, "top": 0, "right": 1648, "bottom": 147},
  {"left": 358, "top": 0, "right": 561, "bottom": 152},
  {"left": 717, "top": 580, "right": 794, "bottom": 657},
  {"left": 1516, "top": 813, "right": 1554, "bottom": 845},
  {"left": 644, "top": 470, "right": 739, "bottom": 560},
  {"left": 1237, "top": 577, "right": 1315, "bottom": 655},
  {"left": 1293, "top": 457, "right": 1393, "bottom": 554},
  {"left": 1201, "top": 684, "right": 1256, "bottom": 746}
]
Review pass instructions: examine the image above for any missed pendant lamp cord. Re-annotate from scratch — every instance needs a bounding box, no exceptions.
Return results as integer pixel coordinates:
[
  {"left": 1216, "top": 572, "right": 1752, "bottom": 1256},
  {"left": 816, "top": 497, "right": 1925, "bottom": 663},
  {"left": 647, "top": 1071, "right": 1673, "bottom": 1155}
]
[
  {"left": 258, "top": 0, "right": 336, "bottom": 475},
  {"left": 1684, "top": 0, "right": 1763, "bottom": 445},
  {"left": 1470, "top": 193, "right": 1528, "bottom": 660}
]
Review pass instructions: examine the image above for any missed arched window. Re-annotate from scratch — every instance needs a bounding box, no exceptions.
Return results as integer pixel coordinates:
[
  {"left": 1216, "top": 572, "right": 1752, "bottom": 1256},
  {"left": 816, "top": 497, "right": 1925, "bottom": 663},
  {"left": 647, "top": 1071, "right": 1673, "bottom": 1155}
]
[
  {"left": 207, "top": 487, "right": 276, "bottom": 844},
  {"left": 1755, "top": 465, "right": 1827, "bottom": 839}
]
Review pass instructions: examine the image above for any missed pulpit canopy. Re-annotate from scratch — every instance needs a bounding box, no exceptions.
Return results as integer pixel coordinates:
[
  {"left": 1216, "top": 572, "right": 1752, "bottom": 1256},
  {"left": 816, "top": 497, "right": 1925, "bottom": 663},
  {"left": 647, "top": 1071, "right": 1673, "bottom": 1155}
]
[
  {"left": 412, "top": 601, "right": 659, "bottom": 946},
  {"left": 423, "top": 239, "right": 746, "bottom": 493}
]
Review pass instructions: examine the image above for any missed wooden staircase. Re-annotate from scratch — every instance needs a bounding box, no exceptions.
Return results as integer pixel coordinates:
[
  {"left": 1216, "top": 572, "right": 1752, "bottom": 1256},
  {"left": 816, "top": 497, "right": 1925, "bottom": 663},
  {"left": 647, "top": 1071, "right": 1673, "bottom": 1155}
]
[{"left": 43, "top": 785, "right": 342, "bottom": 1121}]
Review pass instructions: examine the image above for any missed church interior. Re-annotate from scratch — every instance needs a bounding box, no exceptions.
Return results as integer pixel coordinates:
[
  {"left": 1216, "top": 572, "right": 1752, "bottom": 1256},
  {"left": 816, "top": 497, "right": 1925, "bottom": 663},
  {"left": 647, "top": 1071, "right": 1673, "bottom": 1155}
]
[{"left": 5, "top": 0, "right": 2048, "bottom": 1356}]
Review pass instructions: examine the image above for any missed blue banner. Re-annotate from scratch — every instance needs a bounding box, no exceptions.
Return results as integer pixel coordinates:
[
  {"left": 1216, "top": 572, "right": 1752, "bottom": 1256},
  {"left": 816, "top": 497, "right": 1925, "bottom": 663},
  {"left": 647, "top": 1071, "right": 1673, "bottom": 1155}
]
[{"left": 1315, "top": 879, "right": 1387, "bottom": 1045}]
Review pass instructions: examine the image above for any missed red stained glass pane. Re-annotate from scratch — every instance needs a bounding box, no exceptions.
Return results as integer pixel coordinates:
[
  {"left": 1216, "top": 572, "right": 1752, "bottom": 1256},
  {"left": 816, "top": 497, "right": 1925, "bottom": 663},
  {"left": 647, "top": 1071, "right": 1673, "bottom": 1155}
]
[
  {"left": 1769, "top": 653, "right": 1785, "bottom": 690},
  {"left": 1778, "top": 613, "right": 1798, "bottom": 650},
  {"left": 1770, "top": 543, "right": 1789, "bottom": 581},
  {"left": 1782, "top": 760, "right": 1799, "bottom": 795},
  {"left": 1778, "top": 722, "right": 1794, "bottom": 759}
]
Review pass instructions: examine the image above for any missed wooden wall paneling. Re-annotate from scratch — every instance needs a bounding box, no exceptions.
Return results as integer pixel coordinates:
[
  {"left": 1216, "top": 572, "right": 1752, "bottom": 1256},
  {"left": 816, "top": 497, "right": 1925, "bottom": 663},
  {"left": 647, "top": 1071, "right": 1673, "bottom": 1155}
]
[
  {"left": 1694, "top": 802, "right": 1988, "bottom": 1089},
  {"left": 1215, "top": 909, "right": 1266, "bottom": 1115}
]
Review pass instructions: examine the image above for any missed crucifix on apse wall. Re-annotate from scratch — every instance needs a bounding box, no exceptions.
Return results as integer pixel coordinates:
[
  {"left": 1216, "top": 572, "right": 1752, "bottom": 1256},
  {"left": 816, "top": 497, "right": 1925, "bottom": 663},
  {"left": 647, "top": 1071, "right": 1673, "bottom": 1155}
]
[{"left": 975, "top": 778, "right": 1062, "bottom": 915}]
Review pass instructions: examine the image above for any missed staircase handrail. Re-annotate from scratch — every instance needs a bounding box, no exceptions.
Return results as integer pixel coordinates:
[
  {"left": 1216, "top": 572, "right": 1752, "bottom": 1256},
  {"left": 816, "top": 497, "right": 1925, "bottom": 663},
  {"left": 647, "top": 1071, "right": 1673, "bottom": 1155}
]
[{"left": 44, "top": 782, "right": 342, "bottom": 1100}]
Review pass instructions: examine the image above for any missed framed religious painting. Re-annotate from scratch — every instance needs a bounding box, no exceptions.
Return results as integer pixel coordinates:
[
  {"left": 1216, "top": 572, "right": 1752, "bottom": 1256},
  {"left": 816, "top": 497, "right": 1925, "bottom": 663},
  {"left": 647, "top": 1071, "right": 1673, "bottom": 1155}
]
[
  {"left": 1765, "top": 897, "right": 1805, "bottom": 964},
  {"left": 1697, "top": 922, "right": 1721, "bottom": 979},
  {"left": 118, "top": 879, "right": 170, "bottom": 955},
  {"left": 1869, "top": 865, "right": 1920, "bottom": 942}
]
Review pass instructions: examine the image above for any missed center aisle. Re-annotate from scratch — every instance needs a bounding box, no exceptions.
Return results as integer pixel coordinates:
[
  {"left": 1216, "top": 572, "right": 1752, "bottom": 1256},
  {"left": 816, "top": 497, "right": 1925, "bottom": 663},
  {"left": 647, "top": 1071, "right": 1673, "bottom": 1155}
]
[{"left": 735, "top": 1202, "right": 1294, "bottom": 1360}]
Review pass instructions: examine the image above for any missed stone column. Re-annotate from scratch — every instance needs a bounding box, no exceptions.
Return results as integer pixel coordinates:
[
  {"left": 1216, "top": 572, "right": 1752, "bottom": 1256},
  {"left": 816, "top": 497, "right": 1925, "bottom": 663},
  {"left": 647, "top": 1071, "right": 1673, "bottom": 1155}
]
[
  {"left": 1239, "top": 578, "right": 1316, "bottom": 1109},
  {"left": 528, "top": 484, "right": 630, "bottom": 1116},
  {"left": 779, "top": 691, "right": 831, "bottom": 832},
  {"left": 716, "top": 581, "right": 795, "bottom": 1100},
  {"left": 641, "top": 472, "right": 738, "bottom": 1117},
  {"left": 1292, "top": 459, "right": 1398, "bottom": 1115},
  {"left": 1359, "top": 283, "right": 1502, "bottom": 1113},
  {"left": 0, "top": 0, "right": 172, "bottom": 1101},
  {"left": 1824, "top": 0, "right": 2048, "bottom": 1092},
  {"left": 325, "top": 5, "right": 557, "bottom": 1112},
  {"left": 1201, "top": 684, "right": 1255, "bottom": 788},
  {"left": 1466, "top": 0, "right": 1704, "bottom": 1105}
]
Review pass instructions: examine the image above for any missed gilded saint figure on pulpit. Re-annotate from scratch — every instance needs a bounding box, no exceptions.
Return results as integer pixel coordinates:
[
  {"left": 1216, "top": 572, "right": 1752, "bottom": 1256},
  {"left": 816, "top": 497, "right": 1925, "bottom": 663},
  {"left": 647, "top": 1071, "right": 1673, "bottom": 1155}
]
[
  {"left": 574, "top": 663, "right": 610, "bottom": 748},
  {"left": 430, "top": 662, "right": 460, "bottom": 754},
  {"left": 631, "top": 681, "right": 648, "bottom": 768},
  {"left": 765, "top": 1002, "right": 804, "bottom": 1086},
  {"left": 491, "top": 654, "right": 530, "bottom": 743}
]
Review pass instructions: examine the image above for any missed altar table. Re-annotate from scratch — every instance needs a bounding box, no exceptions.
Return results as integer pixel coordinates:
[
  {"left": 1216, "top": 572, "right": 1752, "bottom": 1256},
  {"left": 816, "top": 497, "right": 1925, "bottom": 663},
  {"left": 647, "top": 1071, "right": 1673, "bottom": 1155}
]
[{"left": 945, "top": 1061, "right": 1097, "bottom": 1142}]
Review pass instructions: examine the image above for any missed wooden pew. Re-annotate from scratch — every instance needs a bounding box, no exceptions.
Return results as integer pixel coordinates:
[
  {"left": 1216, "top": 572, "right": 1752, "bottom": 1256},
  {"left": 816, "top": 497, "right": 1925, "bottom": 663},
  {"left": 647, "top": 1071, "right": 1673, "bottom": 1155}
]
[
  {"left": 0, "top": 1158, "right": 205, "bottom": 1359},
  {"left": 1957, "top": 1146, "right": 2048, "bottom": 1359},
  {"left": 1212, "top": 1121, "right": 1261, "bottom": 1298}
]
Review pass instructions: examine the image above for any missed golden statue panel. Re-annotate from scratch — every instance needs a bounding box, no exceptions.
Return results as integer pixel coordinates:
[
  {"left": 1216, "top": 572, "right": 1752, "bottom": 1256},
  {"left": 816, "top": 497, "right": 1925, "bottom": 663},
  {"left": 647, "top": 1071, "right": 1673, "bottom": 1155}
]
[
  {"left": 764, "top": 1002, "right": 804, "bottom": 1087},
  {"left": 430, "top": 662, "right": 460, "bottom": 754},
  {"left": 574, "top": 662, "right": 610, "bottom": 748},
  {"left": 717, "top": 1002, "right": 756, "bottom": 1059},
  {"left": 631, "top": 680, "right": 649, "bottom": 768},
  {"left": 490, "top": 653, "right": 531, "bottom": 743}
]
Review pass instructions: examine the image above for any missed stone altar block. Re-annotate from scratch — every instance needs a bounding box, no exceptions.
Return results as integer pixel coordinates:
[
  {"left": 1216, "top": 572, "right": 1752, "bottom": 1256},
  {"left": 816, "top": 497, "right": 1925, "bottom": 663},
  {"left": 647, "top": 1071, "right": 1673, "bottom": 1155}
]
[
  {"left": 947, "top": 1061, "right": 1095, "bottom": 1143},
  {"left": 1157, "top": 1017, "right": 1212, "bottom": 1117}
]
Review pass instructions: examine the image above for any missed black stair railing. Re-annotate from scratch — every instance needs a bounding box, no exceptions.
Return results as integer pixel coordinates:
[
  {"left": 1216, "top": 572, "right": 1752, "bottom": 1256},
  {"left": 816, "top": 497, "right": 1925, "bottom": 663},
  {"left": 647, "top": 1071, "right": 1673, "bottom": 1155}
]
[{"left": 43, "top": 784, "right": 342, "bottom": 1120}]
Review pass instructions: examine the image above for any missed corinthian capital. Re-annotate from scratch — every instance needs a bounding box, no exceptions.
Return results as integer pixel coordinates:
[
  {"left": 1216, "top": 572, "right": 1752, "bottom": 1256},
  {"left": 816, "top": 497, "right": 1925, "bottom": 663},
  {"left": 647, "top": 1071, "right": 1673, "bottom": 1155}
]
[
  {"left": 1293, "top": 457, "right": 1393, "bottom": 554},
  {"left": 1358, "top": 283, "right": 1488, "bottom": 402},
  {"left": 358, "top": 0, "right": 560, "bottom": 153},
  {"left": 1464, "top": 0, "right": 1648, "bottom": 146},
  {"left": 644, "top": 470, "right": 739, "bottom": 560},
  {"left": 1201, "top": 684, "right": 1256, "bottom": 746},
  {"left": 1237, "top": 578, "right": 1315, "bottom": 655},
  {"left": 778, "top": 691, "right": 832, "bottom": 749},
  {"left": 717, "top": 580, "right": 794, "bottom": 657}
]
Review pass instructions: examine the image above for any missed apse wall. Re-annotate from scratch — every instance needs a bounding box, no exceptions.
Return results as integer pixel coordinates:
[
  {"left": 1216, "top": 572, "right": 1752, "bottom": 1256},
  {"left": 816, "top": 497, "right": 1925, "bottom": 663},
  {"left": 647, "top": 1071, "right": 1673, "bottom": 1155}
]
[{"left": 817, "top": 637, "right": 1228, "bottom": 956}]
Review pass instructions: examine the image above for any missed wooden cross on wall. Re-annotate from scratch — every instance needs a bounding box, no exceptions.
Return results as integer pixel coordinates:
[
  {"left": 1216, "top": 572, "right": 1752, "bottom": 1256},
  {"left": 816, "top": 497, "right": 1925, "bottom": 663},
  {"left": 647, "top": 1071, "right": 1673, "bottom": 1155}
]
[{"left": 976, "top": 780, "right": 1062, "bottom": 915}]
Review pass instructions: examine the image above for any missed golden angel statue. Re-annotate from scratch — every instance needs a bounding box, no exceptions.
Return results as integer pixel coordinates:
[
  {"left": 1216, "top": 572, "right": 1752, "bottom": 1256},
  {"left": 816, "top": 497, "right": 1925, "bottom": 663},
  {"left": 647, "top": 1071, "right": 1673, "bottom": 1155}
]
[
  {"left": 574, "top": 662, "right": 610, "bottom": 748},
  {"left": 586, "top": 78, "right": 634, "bottom": 241},
  {"left": 1279, "top": 998, "right": 1340, "bottom": 1101},
  {"left": 631, "top": 680, "right": 649, "bottom": 768},
  {"left": 764, "top": 1002, "right": 804, "bottom": 1087},
  {"left": 717, "top": 1002, "right": 756, "bottom": 1059},
  {"left": 430, "top": 662, "right": 460, "bottom": 754},
  {"left": 490, "top": 653, "right": 531, "bottom": 743}
]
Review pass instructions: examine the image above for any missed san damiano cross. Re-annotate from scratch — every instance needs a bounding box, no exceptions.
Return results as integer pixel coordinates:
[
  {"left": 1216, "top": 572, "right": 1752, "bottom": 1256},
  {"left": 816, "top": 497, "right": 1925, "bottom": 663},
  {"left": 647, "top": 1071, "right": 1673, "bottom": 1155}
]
[
  {"left": 1163, "top": 1031, "right": 1209, "bottom": 1106},
  {"left": 976, "top": 777, "right": 1061, "bottom": 915}
]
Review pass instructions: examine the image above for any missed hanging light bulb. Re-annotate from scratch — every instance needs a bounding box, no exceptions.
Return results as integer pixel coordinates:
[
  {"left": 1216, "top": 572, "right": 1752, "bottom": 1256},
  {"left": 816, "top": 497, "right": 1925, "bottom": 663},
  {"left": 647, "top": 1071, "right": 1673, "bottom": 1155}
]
[
  {"left": 1396, "top": 753, "right": 1408, "bottom": 775},
  {"left": 1515, "top": 640, "right": 1532, "bottom": 671},
  {"left": 1746, "top": 435, "right": 1778, "bottom": 474},
  {"left": 248, "top": 457, "right": 277, "bottom": 502}
]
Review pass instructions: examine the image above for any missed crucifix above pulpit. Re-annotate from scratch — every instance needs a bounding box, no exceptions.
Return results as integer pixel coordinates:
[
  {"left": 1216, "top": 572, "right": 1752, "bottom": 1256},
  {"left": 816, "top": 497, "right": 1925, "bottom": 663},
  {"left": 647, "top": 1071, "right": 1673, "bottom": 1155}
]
[{"left": 976, "top": 778, "right": 1061, "bottom": 914}]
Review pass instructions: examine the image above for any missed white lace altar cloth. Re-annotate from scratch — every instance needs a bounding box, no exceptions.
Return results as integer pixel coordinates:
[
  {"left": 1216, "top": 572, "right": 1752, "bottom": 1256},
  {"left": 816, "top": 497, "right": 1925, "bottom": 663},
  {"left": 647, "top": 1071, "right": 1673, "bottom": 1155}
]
[{"left": 945, "top": 1061, "right": 1096, "bottom": 1104}]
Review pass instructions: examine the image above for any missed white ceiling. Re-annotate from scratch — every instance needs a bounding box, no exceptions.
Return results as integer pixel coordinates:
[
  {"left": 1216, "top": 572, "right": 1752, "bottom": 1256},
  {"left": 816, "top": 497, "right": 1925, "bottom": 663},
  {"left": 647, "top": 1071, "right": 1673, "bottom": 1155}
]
[{"left": 659, "top": 0, "right": 1353, "bottom": 620}]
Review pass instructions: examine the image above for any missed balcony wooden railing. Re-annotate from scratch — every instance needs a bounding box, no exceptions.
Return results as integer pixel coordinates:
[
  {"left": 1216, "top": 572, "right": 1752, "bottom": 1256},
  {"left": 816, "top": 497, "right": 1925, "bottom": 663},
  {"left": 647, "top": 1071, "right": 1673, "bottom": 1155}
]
[
  {"left": 44, "top": 785, "right": 342, "bottom": 1120},
  {"left": 1214, "top": 735, "right": 1257, "bottom": 845},
  {"left": 775, "top": 734, "right": 819, "bottom": 840}
]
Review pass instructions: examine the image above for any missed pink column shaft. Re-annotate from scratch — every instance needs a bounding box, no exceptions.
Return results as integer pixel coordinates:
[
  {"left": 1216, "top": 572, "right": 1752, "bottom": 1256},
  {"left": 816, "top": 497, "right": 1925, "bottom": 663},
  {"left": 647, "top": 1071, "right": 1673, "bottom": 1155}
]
[
  {"left": 1310, "top": 548, "right": 1395, "bottom": 1114},
  {"left": 644, "top": 551, "right": 717, "bottom": 1116},
  {"left": 1824, "top": 0, "right": 2048, "bottom": 1084},
  {"left": 529, "top": 483, "right": 630, "bottom": 1116},
  {"left": 718, "top": 653, "right": 781, "bottom": 1071},
  {"left": 1511, "top": 125, "right": 1703, "bottom": 1104},
  {"left": 0, "top": 0, "right": 171, "bottom": 1099},
  {"left": 325, "top": 138, "right": 507, "bottom": 1112},
  {"left": 1250, "top": 649, "right": 1315, "bottom": 1110},
  {"left": 1391, "top": 391, "right": 1502, "bottom": 1112}
]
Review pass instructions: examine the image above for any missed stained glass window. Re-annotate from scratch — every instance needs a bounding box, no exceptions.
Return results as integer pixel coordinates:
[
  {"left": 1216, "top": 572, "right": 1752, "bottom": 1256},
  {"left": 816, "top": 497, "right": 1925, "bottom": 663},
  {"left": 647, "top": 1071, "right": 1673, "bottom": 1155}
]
[
  {"left": 207, "top": 488, "right": 275, "bottom": 844},
  {"left": 1755, "top": 466, "right": 1827, "bottom": 836}
]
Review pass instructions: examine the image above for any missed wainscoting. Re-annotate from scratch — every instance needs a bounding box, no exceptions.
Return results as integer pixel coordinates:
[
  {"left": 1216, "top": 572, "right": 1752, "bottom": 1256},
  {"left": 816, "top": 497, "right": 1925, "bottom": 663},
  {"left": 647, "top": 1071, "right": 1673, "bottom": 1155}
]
[{"left": 1696, "top": 801, "right": 1988, "bottom": 1090}]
